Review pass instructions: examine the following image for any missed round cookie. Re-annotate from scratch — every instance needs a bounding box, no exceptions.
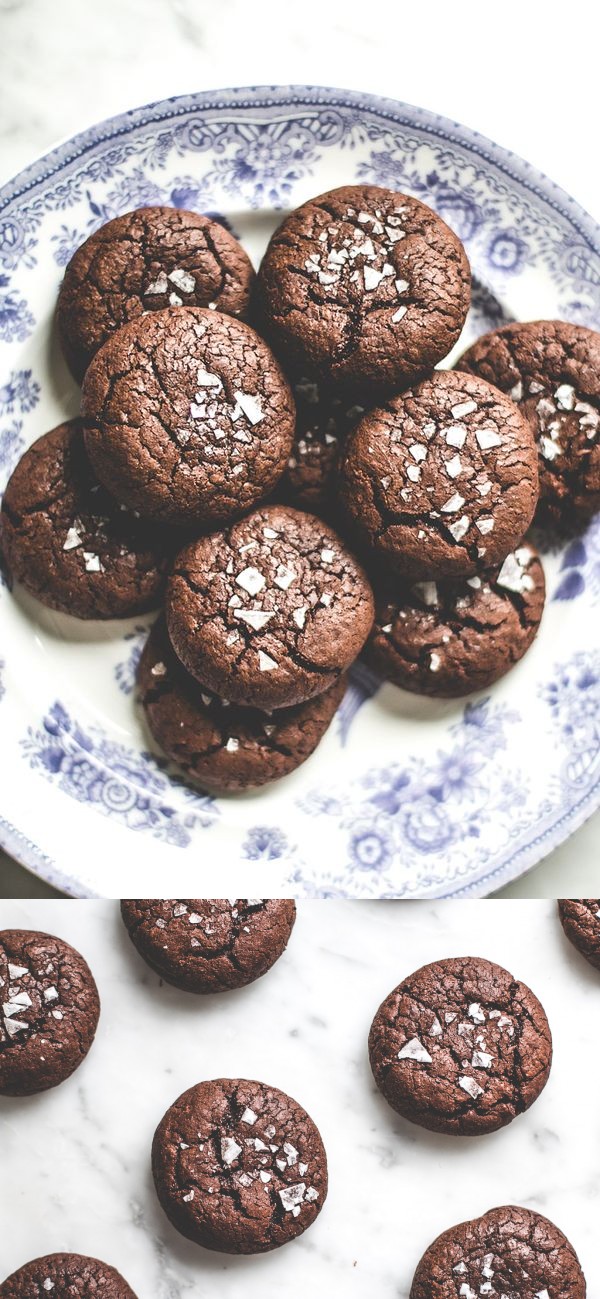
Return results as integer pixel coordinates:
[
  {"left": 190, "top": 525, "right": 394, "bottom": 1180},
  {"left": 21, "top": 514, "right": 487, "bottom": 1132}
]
[
  {"left": 138, "top": 618, "right": 346, "bottom": 792},
  {"left": 368, "top": 956, "right": 552, "bottom": 1135},
  {"left": 0, "top": 930, "right": 100, "bottom": 1096},
  {"left": 364, "top": 543, "right": 545, "bottom": 697},
  {"left": 257, "top": 184, "right": 470, "bottom": 392},
  {"left": 0, "top": 1254, "right": 138, "bottom": 1299},
  {"left": 57, "top": 206, "right": 255, "bottom": 381},
  {"left": 410, "top": 1205, "right": 586, "bottom": 1299},
  {"left": 0, "top": 421, "right": 171, "bottom": 618},
  {"left": 278, "top": 375, "right": 366, "bottom": 515},
  {"left": 82, "top": 308, "right": 295, "bottom": 528},
  {"left": 166, "top": 504, "right": 374, "bottom": 709},
  {"left": 459, "top": 319, "right": 600, "bottom": 526},
  {"left": 558, "top": 899, "right": 600, "bottom": 970},
  {"left": 338, "top": 369, "right": 539, "bottom": 579},
  {"left": 152, "top": 1077, "right": 328, "bottom": 1253},
  {"left": 120, "top": 898, "right": 296, "bottom": 992}
]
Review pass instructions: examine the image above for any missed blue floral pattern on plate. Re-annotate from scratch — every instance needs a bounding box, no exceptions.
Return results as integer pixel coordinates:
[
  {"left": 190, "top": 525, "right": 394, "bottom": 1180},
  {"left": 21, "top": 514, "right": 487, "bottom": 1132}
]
[
  {"left": 0, "top": 85, "right": 599, "bottom": 896},
  {"left": 22, "top": 702, "right": 216, "bottom": 847}
]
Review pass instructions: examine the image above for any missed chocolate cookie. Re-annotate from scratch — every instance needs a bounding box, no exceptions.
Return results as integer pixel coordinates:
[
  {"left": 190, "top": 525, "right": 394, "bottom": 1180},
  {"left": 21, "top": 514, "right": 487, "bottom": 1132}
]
[
  {"left": 0, "top": 1254, "right": 138, "bottom": 1299},
  {"left": 57, "top": 206, "right": 255, "bottom": 381},
  {"left": 138, "top": 618, "right": 346, "bottom": 791},
  {"left": 0, "top": 929, "right": 100, "bottom": 1096},
  {"left": 558, "top": 899, "right": 600, "bottom": 970},
  {"left": 82, "top": 308, "right": 295, "bottom": 527},
  {"left": 459, "top": 320, "right": 600, "bottom": 526},
  {"left": 0, "top": 421, "right": 171, "bottom": 618},
  {"left": 364, "top": 544, "right": 545, "bottom": 697},
  {"left": 278, "top": 375, "right": 366, "bottom": 515},
  {"left": 152, "top": 1077, "right": 328, "bottom": 1253},
  {"left": 338, "top": 370, "right": 539, "bottom": 578},
  {"left": 410, "top": 1205, "right": 586, "bottom": 1299},
  {"left": 120, "top": 898, "right": 296, "bottom": 992},
  {"left": 166, "top": 504, "right": 374, "bottom": 709},
  {"left": 257, "top": 184, "right": 470, "bottom": 392},
  {"left": 368, "top": 956, "right": 552, "bottom": 1135}
]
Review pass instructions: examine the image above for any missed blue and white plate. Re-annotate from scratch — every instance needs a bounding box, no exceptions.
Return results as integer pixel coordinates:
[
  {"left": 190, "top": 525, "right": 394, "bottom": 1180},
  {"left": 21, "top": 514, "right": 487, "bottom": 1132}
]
[{"left": 1, "top": 85, "right": 599, "bottom": 898}]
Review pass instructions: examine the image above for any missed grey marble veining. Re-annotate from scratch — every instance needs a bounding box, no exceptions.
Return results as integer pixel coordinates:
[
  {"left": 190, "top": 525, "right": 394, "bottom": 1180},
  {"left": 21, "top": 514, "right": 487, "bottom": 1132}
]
[{"left": 0, "top": 899, "right": 598, "bottom": 1295}]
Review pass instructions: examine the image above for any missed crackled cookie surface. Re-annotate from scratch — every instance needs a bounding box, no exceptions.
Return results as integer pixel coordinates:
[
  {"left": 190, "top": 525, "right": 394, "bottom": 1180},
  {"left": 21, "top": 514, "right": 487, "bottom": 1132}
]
[
  {"left": 459, "top": 320, "right": 600, "bottom": 526},
  {"left": 410, "top": 1206, "right": 586, "bottom": 1299},
  {"left": 258, "top": 184, "right": 470, "bottom": 392},
  {"left": 121, "top": 898, "right": 296, "bottom": 992},
  {"left": 58, "top": 206, "right": 255, "bottom": 380},
  {"left": 152, "top": 1078, "right": 328, "bottom": 1253},
  {"left": 364, "top": 544, "right": 545, "bottom": 697},
  {"left": 0, "top": 1255, "right": 138, "bottom": 1299},
  {"left": 166, "top": 504, "right": 374, "bottom": 708},
  {"left": 558, "top": 899, "right": 600, "bottom": 971},
  {"left": 338, "top": 370, "right": 539, "bottom": 578},
  {"left": 368, "top": 956, "right": 552, "bottom": 1135},
  {"left": 0, "top": 421, "right": 171, "bottom": 618},
  {"left": 82, "top": 308, "right": 295, "bottom": 527},
  {"left": 278, "top": 374, "right": 366, "bottom": 515},
  {"left": 0, "top": 929, "right": 100, "bottom": 1096},
  {"left": 138, "top": 618, "right": 346, "bottom": 792}
]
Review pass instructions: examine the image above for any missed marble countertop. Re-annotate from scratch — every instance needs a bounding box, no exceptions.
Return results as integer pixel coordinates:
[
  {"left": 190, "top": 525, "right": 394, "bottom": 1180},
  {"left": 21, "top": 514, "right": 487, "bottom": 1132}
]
[
  {"left": 1, "top": 899, "right": 599, "bottom": 1296},
  {"left": 0, "top": 0, "right": 598, "bottom": 898}
]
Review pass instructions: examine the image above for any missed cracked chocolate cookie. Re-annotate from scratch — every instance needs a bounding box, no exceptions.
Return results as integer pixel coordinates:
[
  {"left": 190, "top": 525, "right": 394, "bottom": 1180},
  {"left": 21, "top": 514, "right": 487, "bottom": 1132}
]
[
  {"left": 152, "top": 1077, "right": 327, "bottom": 1253},
  {"left": 410, "top": 1205, "right": 586, "bottom": 1299},
  {"left": 0, "top": 929, "right": 100, "bottom": 1096},
  {"left": 257, "top": 184, "right": 470, "bottom": 393},
  {"left": 277, "top": 375, "right": 366, "bottom": 515},
  {"left": 82, "top": 308, "right": 295, "bottom": 528},
  {"left": 364, "top": 544, "right": 545, "bottom": 697},
  {"left": 138, "top": 617, "right": 346, "bottom": 791},
  {"left": 0, "top": 1254, "right": 138, "bottom": 1299},
  {"left": 0, "top": 421, "right": 171, "bottom": 618},
  {"left": 166, "top": 504, "right": 374, "bottom": 709},
  {"left": 368, "top": 956, "right": 552, "bottom": 1135},
  {"left": 338, "top": 370, "right": 539, "bottom": 579},
  {"left": 57, "top": 206, "right": 255, "bottom": 381},
  {"left": 459, "top": 320, "right": 600, "bottom": 527},
  {"left": 120, "top": 898, "right": 296, "bottom": 992},
  {"left": 558, "top": 899, "right": 600, "bottom": 970}
]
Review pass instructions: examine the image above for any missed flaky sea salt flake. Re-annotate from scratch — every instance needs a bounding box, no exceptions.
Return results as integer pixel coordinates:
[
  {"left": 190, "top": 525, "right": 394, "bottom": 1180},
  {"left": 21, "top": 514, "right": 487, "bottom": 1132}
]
[{"left": 397, "top": 1036, "right": 432, "bottom": 1063}]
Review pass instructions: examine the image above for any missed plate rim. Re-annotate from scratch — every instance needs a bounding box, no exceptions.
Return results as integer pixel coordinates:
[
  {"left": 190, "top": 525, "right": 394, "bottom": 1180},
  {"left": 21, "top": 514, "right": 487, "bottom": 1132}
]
[{"left": 1, "top": 81, "right": 599, "bottom": 898}]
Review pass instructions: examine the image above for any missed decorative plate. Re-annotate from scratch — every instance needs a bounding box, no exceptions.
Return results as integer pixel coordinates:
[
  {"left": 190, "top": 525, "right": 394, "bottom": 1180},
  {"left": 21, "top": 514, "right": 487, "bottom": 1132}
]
[{"left": 0, "top": 85, "right": 599, "bottom": 899}]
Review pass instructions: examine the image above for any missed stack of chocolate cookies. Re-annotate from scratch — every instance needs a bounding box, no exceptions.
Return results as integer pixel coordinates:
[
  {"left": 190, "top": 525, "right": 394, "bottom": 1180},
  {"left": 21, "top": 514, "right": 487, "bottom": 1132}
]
[{"left": 2, "top": 188, "right": 599, "bottom": 794}]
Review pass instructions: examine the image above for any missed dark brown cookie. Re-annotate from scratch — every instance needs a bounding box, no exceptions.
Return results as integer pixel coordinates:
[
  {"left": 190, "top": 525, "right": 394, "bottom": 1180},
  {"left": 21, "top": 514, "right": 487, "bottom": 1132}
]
[
  {"left": 166, "top": 504, "right": 374, "bottom": 709},
  {"left": 410, "top": 1205, "right": 586, "bottom": 1299},
  {"left": 82, "top": 308, "right": 295, "bottom": 528},
  {"left": 0, "top": 421, "right": 171, "bottom": 619},
  {"left": 277, "top": 375, "right": 366, "bottom": 515},
  {"left": 338, "top": 370, "right": 539, "bottom": 578},
  {"left": 0, "top": 929, "right": 100, "bottom": 1096},
  {"left": 120, "top": 898, "right": 296, "bottom": 992},
  {"left": 257, "top": 184, "right": 470, "bottom": 393},
  {"left": 459, "top": 320, "right": 600, "bottom": 527},
  {"left": 368, "top": 956, "right": 552, "bottom": 1135},
  {"left": 558, "top": 899, "right": 600, "bottom": 970},
  {"left": 57, "top": 206, "right": 255, "bottom": 381},
  {"left": 152, "top": 1077, "right": 328, "bottom": 1253},
  {"left": 138, "top": 618, "right": 346, "bottom": 792},
  {"left": 0, "top": 1254, "right": 138, "bottom": 1299},
  {"left": 364, "top": 544, "right": 545, "bottom": 697}
]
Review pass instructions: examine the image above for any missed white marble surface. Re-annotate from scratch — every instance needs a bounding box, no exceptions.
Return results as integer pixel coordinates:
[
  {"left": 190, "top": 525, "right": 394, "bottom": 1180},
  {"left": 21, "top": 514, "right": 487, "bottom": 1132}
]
[
  {"left": 0, "top": 898, "right": 599, "bottom": 1296},
  {"left": 0, "top": 0, "right": 598, "bottom": 898}
]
